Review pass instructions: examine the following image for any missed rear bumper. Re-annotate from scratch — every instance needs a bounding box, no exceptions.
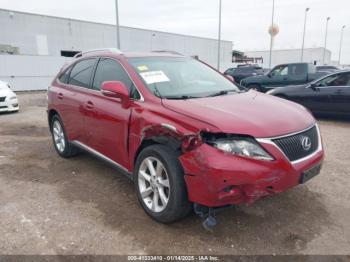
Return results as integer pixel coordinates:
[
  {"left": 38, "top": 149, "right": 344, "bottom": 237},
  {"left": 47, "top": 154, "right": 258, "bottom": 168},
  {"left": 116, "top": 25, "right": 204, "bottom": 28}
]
[{"left": 180, "top": 138, "right": 324, "bottom": 207}]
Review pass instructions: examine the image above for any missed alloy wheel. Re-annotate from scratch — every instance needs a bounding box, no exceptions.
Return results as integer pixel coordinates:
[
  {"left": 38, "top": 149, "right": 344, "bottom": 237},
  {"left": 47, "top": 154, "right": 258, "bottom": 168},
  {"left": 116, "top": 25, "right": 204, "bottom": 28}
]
[
  {"left": 52, "top": 120, "right": 66, "bottom": 153},
  {"left": 138, "top": 157, "right": 170, "bottom": 213}
]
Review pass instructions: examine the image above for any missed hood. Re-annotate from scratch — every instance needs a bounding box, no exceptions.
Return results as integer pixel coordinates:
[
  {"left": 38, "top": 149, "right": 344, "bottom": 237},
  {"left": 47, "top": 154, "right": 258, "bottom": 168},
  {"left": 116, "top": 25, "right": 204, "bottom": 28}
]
[{"left": 162, "top": 91, "right": 315, "bottom": 138}]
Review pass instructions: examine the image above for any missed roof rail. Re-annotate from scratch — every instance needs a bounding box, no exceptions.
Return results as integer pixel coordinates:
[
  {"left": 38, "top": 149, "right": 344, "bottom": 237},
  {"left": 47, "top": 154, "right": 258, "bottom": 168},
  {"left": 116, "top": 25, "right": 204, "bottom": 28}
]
[
  {"left": 152, "top": 50, "right": 184, "bottom": 56},
  {"left": 74, "top": 48, "right": 123, "bottom": 58}
]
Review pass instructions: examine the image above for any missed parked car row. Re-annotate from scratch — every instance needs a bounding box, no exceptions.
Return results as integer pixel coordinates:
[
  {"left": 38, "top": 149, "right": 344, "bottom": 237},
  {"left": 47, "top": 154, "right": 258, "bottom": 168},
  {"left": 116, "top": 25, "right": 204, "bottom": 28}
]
[
  {"left": 0, "top": 80, "right": 19, "bottom": 113},
  {"left": 224, "top": 62, "right": 348, "bottom": 117},
  {"left": 267, "top": 70, "right": 350, "bottom": 116},
  {"left": 239, "top": 63, "right": 329, "bottom": 92}
]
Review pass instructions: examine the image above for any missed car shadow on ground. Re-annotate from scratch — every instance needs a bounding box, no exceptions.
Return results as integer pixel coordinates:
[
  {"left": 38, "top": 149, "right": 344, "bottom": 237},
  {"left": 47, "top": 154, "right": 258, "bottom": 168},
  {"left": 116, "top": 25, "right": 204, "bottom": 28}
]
[{"left": 0, "top": 126, "right": 332, "bottom": 254}]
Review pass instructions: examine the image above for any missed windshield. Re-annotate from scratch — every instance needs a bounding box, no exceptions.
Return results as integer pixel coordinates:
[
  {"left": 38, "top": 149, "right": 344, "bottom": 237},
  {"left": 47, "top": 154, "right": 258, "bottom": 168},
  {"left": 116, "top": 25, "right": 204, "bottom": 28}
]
[{"left": 128, "top": 57, "right": 241, "bottom": 99}]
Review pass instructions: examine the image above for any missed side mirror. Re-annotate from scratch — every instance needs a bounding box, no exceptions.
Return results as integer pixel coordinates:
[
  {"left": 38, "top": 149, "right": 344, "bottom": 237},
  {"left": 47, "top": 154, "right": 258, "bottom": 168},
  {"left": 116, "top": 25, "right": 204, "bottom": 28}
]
[
  {"left": 268, "top": 72, "right": 275, "bottom": 78},
  {"left": 309, "top": 83, "right": 319, "bottom": 91},
  {"left": 225, "top": 75, "right": 235, "bottom": 82},
  {"left": 101, "top": 81, "right": 130, "bottom": 108}
]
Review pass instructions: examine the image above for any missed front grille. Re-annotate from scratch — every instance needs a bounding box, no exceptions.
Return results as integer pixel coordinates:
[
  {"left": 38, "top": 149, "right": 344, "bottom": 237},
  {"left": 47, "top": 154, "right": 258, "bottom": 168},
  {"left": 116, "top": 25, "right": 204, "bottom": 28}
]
[
  {"left": 0, "top": 97, "right": 6, "bottom": 102},
  {"left": 272, "top": 126, "right": 319, "bottom": 162},
  {"left": 0, "top": 106, "right": 8, "bottom": 109}
]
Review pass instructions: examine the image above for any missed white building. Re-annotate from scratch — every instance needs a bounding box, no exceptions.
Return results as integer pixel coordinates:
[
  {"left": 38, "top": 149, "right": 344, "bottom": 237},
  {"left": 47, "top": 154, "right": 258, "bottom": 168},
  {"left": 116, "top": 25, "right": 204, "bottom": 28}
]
[
  {"left": 0, "top": 9, "right": 233, "bottom": 91},
  {"left": 244, "top": 47, "right": 332, "bottom": 69}
]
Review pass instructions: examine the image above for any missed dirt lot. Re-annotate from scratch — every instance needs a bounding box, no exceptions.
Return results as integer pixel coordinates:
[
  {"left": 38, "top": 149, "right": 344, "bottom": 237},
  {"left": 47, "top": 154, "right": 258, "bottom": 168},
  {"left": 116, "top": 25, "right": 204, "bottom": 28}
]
[{"left": 0, "top": 91, "right": 350, "bottom": 255}]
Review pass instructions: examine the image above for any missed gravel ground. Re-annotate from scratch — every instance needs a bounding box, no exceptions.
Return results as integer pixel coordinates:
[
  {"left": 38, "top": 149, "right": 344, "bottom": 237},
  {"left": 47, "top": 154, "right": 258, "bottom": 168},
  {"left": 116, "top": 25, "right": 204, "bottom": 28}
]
[{"left": 0, "top": 92, "right": 349, "bottom": 255}]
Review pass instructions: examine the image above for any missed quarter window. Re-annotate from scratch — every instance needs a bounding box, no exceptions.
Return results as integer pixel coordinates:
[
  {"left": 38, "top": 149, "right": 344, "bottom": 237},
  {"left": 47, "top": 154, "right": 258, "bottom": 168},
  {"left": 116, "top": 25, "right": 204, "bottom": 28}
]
[
  {"left": 58, "top": 67, "right": 72, "bottom": 84},
  {"left": 69, "top": 58, "right": 97, "bottom": 88}
]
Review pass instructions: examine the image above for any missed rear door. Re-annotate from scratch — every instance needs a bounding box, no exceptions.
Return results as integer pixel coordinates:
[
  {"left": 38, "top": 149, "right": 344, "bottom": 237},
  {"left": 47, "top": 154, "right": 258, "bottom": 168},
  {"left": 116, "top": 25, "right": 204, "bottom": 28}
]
[
  {"left": 83, "top": 57, "right": 139, "bottom": 168},
  {"left": 54, "top": 58, "right": 97, "bottom": 142},
  {"left": 288, "top": 64, "right": 308, "bottom": 85}
]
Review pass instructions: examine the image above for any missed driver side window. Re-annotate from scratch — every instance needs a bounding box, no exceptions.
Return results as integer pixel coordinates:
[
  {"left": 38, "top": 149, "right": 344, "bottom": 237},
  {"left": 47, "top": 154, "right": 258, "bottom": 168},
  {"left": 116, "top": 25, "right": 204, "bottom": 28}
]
[
  {"left": 271, "top": 65, "right": 288, "bottom": 76},
  {"left": 317, "top": 73, "right": 350, "bottom": 87}
]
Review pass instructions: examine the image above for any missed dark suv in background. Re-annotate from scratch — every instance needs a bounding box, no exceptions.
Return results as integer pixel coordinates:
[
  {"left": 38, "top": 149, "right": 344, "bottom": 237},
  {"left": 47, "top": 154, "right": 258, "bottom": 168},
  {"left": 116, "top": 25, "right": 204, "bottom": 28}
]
[{"left": 224, "top": 64, "right": 264, "bottom": 83}]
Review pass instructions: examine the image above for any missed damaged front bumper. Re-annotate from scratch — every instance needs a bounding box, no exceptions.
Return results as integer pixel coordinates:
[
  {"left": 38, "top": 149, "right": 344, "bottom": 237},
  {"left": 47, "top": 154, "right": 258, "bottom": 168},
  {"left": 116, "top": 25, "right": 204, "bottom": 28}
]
[{"left": 180, "top": 142, "right": 324, "bottom": 208}]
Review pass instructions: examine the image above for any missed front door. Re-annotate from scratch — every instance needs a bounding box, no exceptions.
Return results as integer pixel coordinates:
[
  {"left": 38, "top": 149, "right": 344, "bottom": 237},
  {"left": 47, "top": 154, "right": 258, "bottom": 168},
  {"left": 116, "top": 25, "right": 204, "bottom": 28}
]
[
  {"left": 266, "top": 64, "right": 290, "bottom": 87},
  {"left": 83, "top": 58, "right": 137, "bottom": 168},
  {"left": 328, "top": 72, "right": 350, "bottom": 114}
]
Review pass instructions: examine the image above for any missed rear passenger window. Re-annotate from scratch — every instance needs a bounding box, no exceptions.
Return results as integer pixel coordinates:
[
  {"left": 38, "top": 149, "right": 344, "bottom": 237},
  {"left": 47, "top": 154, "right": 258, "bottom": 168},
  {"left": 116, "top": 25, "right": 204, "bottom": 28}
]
[
  {"left": 93, "top": 58, "right": 141, "bottom": 99},
  {"left": 69, "top": 59, "right": 96, "bottom": 88}
]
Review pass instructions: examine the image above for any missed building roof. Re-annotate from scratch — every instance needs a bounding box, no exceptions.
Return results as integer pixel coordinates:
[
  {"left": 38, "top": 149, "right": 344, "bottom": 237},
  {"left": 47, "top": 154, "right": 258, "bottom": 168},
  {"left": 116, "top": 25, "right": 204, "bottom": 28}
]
[{"left": 0, "top": 8, "right": 232, "bottom": 44}]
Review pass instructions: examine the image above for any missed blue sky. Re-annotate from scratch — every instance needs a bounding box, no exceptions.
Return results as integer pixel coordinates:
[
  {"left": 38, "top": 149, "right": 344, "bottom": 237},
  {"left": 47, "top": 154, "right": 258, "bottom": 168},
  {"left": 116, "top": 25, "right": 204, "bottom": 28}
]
[{"left": 0, "top": 0, "right": 349, "bottom": 63}]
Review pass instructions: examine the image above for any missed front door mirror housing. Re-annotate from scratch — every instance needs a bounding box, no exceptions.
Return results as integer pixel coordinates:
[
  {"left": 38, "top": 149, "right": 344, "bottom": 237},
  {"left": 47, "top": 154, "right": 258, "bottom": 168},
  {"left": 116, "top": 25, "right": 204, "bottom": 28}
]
[
  {"left": 101, "top": 81, "right": 130, "bottom": 108},
  {"left": 309, "top": 82, "right": 320, "bottom": 91}
]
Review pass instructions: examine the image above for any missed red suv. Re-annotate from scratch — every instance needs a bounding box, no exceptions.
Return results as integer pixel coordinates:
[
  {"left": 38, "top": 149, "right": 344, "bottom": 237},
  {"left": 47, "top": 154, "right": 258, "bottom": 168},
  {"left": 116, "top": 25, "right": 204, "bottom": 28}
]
[{"left": 48, "top": 48, "right": 324, "bottom": 225}]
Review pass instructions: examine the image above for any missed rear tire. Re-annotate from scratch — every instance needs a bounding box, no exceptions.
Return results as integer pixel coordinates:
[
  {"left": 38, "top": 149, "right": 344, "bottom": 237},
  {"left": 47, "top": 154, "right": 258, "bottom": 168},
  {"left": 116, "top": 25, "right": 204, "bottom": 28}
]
[
  {"left": 247, "top": 84, "right": 262, "bottom": 92},
  {"left": 134, "top": 144, "right": 192, "bottom": 223},
  {"left": 50, "top": 115, "right": 79, "bottom": 158}
]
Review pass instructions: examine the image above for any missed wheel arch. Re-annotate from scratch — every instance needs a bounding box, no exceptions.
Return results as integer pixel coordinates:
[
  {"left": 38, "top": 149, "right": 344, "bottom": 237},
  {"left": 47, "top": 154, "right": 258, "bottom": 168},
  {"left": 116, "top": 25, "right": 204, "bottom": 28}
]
[
  {"left": 48, "top": 109, "right": 60, "bottom": 132},
  {"left": 133, "top": 135, "right": 182, "bottom": 170}
]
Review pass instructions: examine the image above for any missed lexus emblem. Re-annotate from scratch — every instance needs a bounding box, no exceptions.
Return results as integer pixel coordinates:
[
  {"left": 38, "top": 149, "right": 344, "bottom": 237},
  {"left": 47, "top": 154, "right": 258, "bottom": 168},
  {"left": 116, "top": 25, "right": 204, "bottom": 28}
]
[{"left": 301, "top": 136, "right": 312, "bottom": 151}]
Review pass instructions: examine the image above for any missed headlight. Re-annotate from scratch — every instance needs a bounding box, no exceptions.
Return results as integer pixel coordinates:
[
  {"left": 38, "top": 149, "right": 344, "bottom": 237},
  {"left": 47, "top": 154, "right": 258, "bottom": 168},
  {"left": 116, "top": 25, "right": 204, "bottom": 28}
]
[
  {"left": 266, "top": 90, "right": 274, "bottom": 95},
  {"left": 10, "top": 96, "right": 17, "bottom": 100},
  {"left": 212, "top": 138, "right": 274, "bottom": 161}
]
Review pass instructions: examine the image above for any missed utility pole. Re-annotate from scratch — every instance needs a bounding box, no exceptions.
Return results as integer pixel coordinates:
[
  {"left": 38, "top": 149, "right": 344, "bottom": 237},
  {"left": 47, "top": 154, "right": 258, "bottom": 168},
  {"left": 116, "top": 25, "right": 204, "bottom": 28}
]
[
  {"left": 115, "top": 0, "right": 121, "bottom": 49},
  {"left": 217, "top": 0, "right": 222, "bottom": 70},
  {"left": 268, "top": 0, "right": 275, "bottom": 69},
  {"left": 338, "top": 25, "right": 346, "bottom": 66},
  {"left": 301, "top": 8, "right": 310, "bottom": 62},
  {"left": 322, "top": 17, "right": 331, "bottom": 65}
]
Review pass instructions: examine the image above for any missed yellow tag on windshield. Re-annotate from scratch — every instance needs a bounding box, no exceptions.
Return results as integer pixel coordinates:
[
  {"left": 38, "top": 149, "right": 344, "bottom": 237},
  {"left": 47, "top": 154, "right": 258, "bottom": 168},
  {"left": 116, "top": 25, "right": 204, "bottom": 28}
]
[{"left": 137, "top": 65, "right": 149, "bottom": 71}]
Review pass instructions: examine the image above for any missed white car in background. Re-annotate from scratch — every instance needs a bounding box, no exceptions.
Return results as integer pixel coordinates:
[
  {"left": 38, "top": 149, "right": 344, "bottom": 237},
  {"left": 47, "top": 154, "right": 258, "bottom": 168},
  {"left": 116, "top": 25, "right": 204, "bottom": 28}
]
[{"left": 0, "top": 80, "right": 19, "bottom": 113}]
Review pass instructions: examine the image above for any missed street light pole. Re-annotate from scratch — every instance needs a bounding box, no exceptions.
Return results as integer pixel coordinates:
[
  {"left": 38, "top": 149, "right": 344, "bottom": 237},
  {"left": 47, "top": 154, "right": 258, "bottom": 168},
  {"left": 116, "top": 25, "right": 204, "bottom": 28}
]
[
  {"left": 322, "top": 17, "right": 331, "bottom": 65},
  {"left": 115, "top": 0, "right": 121, "bottom": 49},
  {"left": 301, "top": 7, "right": 310, "bottom": 62},
  {"left": 338, "top": 25, "right": 346, "bottom": 66},
  {"left": 217, "top": 0, "right": 222, "bottom": 70},
  {"left": 268, "top": 0, "right": 275, "bottom": 69}
]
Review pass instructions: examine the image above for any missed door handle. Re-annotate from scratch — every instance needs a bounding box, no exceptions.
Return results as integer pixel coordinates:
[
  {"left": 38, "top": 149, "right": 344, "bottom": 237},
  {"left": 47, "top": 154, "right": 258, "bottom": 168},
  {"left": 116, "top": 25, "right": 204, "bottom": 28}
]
[
  {"left": 57, "top": 93, "right": 63, "bottom": 100},
  {"left": 85, "top": 101, "right": 94, "bottom": 110}
]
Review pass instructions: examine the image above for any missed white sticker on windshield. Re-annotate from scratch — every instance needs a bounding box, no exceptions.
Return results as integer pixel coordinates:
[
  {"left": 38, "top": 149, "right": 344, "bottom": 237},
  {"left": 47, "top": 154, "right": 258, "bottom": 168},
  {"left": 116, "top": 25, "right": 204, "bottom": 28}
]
[{"left": 140, "top": 71, "right": 170, "bottom": 84}]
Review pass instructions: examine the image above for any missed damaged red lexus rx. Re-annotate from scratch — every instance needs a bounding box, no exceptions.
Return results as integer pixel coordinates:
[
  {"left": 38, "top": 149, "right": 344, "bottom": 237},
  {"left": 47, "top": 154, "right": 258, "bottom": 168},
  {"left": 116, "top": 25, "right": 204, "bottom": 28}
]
[{"left": 48, "top": 49, "right": 324, "bottom": 226}]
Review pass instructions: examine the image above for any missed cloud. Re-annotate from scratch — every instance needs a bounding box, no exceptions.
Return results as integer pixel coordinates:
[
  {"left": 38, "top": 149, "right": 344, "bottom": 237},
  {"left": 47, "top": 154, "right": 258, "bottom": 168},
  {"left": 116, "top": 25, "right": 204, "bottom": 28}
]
[{"left": 0, "top": 0, "right": 349, "bottom": 63}]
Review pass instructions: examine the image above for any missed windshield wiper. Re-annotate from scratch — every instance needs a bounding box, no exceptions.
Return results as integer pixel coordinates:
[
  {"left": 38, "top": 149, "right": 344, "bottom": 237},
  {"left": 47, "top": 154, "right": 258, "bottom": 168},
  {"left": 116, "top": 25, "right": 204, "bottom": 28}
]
[
  {"left": 205, "top": 90, "right": 239, "bottom": 98},
  {"left": 165, "top": 95, "right": 201, "bottom": 100}
]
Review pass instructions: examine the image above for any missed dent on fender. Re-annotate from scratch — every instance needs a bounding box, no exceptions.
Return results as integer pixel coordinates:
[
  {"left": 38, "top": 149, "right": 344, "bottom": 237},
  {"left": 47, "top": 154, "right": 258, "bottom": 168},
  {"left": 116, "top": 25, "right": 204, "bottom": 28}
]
[{"left": 140, "top": 124, "right": 203, "bottom": 152}]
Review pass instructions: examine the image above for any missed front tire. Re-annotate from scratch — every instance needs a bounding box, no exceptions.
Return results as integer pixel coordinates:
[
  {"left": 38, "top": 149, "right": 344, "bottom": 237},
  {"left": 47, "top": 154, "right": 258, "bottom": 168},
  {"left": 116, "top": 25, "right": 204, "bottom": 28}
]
[
  {"left": 134, "top": 144, "right": 191, "bottom": 223},
  {"left": 50, "top": 115, "right": 78, "bottom": 158}
]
